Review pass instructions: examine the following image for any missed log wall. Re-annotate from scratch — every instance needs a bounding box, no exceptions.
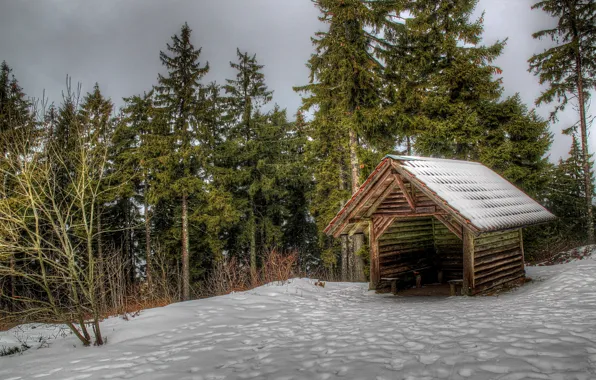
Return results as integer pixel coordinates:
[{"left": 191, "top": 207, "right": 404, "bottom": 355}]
[
  {"left": 432, "top": 219, "right": 463, "bottom": 281},
  {"left": 473, "top": 229, "right": 524, "bottom": 294},
  {"left": 378, "top": 218, "right": 434, "bottom": 282}
]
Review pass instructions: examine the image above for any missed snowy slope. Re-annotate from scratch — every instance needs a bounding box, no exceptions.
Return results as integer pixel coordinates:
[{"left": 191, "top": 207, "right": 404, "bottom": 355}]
[{"left": 2, "top": 258, "right": 596, "bottom": 380}]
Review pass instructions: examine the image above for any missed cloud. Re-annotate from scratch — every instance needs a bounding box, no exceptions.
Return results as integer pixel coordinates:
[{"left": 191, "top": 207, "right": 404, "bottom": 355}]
[{"left": 0, "top": 0, "right": 592, "bottom": 162}]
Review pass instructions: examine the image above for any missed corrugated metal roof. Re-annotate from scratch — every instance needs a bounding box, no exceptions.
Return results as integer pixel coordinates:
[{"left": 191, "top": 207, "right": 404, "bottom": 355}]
[{"left": 387, "top": 155, "right": 556, "bottom": 231}]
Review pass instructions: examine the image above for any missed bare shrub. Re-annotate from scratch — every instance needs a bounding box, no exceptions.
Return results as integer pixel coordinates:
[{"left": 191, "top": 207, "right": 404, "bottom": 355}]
[
  {"left": 0, "top": 129, "right": 114, "bottom": 346},
  {"left": 201, "top": 249, "right": 299, "bottom": 297}
]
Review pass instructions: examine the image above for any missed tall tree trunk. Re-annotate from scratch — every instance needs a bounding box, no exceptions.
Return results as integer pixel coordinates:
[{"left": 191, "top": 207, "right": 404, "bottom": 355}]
[
  {"left": 341, "top": 236, "right": 349, "bottom": 281},
  {"left": 97, "top": 208, "right": 106, "bottom": 313},
  {"left": 349, "top": 129, "right": 360, "bottom": 194},
  {"left": 181, "top": 191, "right": 190, "bottom": 301},
  {"left": 249, "top": 197, "right": 257, "bottom": 282},
  {"left": 576, "top": 53, "right": 594, "bottom": 243},
  {"left": 125, "top": 200, "right": 133, "bottom": 285},
  {"left": 145, "top": 179, "right": 152, "bottom": 286},
  {"left": 339, "top": 161, "right": 348, "bottom": 281},
  {"left": 348, "top": 128, "right": 366, "bottom": 281}
]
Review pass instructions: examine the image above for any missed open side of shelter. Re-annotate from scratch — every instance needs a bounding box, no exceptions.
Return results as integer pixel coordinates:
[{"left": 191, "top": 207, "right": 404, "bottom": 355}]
[{"left": 324, "top": 155, "right": 556, "bottom": 295}]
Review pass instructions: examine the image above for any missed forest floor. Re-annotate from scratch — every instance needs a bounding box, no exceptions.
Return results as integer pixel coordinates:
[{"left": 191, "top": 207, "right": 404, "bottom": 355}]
[{"left": 1, "top": 249, "right": 596, "bottom": 380}]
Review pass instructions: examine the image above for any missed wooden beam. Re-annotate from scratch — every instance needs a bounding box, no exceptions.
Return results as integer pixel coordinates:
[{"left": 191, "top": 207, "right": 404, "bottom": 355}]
[
  {"left": 369, "top": 220, "right": 380, "bottom": 289},
  {"left": 331, "top": 168, "right": 394, "bottom": 238},
  {"left": 372, "top": 212, "right": 447, "bottom": 218},
  {"left": 393, "top": 173, "right": 416, "bottom": 210},
  {"left": 434, "top": 214, "right": 463, "bottom": 240},
  {"left": 365, "top": 178, "right": 397, "bottom": 217},
  {"left": 463, "top": 228, "right": 475, "bottom": 295},
  {"left": 519, "top": 228, "right": 525, "bottom": 273},
  {"left": 375, "top": 216, "right": 396, "bottom": 238},
  {"left": 347, "top": 223, "right": 363, "bottom": 237}
]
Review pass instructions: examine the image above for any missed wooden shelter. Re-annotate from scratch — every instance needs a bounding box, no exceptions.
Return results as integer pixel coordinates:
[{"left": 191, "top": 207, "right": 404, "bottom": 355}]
[{"left": 324, "top": 155, "right": 556, "bottom": 295}]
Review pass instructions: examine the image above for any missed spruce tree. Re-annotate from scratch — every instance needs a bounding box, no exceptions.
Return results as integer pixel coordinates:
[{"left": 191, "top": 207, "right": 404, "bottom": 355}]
[
  {"left": 405, "top": 0, "right": 506, "bottom": 159},
  {"left": 296, "top": 0, "right": 401, "bottom": 280},
  {"left": 548, "top": 135, "right": 592, "bottom": 238},
  {"left": 154, "top": 22, "right": 209, "bottom": 300},
  {"left": 0, "top": 61, "right": 32, "bottom": 311},
  {"left": 477, "top": 95, "right": 553, "bottom": 198},
  {"left": 222, "top": 49, "right": 273, "bottom": 273},
  {"left": 529, "top": 0, "right": 596, "bottom": 242},
  {"left": 112, "top": 91, "right": 154, "bottom": 285}
]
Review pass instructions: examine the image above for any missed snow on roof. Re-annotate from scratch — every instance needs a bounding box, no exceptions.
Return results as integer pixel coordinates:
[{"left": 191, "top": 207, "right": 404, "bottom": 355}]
[{"left": 388, "top": 155, "right": 556, "bottom": 231}]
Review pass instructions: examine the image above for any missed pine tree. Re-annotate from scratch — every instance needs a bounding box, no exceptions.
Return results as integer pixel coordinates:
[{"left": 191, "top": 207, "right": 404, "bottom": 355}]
[
  {"left": 222, "top": 49, "right": 273, "bottom": 273},
  {"left": 406, "top": 0, "right": 506, "bottom": 159},
  {"left": 111, "top": 91, "right": 154, "bottom": 285},
  {"left": 0, "top": 61, "right": 32, "bottom": 311},
  {"left": 154, "top": 22, "right": 209, "bottom": 300},
  {"left": 0, "top": 61, "right": 31, "bottom": 149},
  {"left": 529, "top": 0, "right": 596, "bottom": 242},
  {"left": 280, "top": 111, "right": 319, "bottom": 270},
  {"left": 547, "top": 135, "right": 593, "bottom": 239},
  {"left": 477, "top": 95, "right": 553, "bottom": 198},
  {"left": 296, "top": 0, "right": 401, "bottom": 279}
]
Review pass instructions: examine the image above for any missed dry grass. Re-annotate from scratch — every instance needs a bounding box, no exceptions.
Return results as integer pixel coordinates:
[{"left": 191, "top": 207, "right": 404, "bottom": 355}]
[
  {"left": 1, "top": 250, "right": 301, "bottom": 331},
  {"left": 200, "top": 250, "right": 299, "bottom": 297}
]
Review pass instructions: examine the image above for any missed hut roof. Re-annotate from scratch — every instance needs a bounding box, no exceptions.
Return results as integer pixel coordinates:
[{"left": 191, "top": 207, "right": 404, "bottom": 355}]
[{"left": 324, "top": 155, "right": 556, "bottom": 236}]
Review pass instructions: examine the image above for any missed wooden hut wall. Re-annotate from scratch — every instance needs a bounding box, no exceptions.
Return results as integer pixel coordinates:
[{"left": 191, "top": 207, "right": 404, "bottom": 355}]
[
  {"left": 432, "top": 219, "right": 463, "bottom": 281},
  {"left": 378, "top": 218, "right": 434, "bottom": 281},
  {"left": 473, "top": 229, "right": 524, "bottom": 294}
]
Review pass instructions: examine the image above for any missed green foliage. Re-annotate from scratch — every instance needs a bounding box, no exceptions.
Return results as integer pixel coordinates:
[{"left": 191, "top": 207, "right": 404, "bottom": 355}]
[
  {"left": 405, "top": 0, "right": 506, "bottom": 159},
  {"left": 528, "top": 0, "right": 596, "bottom": 118},
  {"left": 296, "top": 0, "right": 402, "bottom": 268},
  {"left": 547, "top": 135, "right": 594, "bottom": 237},
  {"left": 221, "top": 50, "right": 317, "bottom": 269}
]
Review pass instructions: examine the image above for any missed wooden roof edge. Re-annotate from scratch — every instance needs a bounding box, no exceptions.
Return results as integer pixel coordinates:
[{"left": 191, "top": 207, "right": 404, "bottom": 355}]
[
  {"left": 323, "top": 157, "right": 393, "bottom": 236},
  {"left": 475, "top": 215, "right": 558, "bottom": 235}
]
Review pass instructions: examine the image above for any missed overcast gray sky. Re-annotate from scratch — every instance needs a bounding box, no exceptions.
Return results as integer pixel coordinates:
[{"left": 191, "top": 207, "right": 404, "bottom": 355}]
[{"left": 0, "top": 0, "right": 593, "bottom": 162}]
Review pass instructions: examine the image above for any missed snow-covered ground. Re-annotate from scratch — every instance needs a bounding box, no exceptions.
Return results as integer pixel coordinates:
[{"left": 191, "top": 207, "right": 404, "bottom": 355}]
[{"left": 2, "top": 256, "right": 596, "bottom": 380}]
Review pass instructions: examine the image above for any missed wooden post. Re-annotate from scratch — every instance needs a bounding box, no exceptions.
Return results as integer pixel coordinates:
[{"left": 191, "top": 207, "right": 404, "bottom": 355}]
[
  {"left": 369, "top": 221, "right": 380, "bottom": 289},
  {"left": 519, "top": 228, "right": 525, "bottom": 274},
  {"left": 391, "top": 279, "right": 397, "bottom": 295},
  {"left": 462, "top": 228, "right": 475, "bottom": 296}
]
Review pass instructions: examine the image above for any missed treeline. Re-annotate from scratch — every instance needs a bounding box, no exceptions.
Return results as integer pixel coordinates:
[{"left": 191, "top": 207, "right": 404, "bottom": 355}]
[{"left": 0, "top": 0, "right": 594, "bottom": 346}]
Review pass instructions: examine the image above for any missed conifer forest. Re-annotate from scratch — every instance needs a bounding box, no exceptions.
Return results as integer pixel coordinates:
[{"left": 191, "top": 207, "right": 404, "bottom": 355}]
[{"left": 0, "top": 0, "right": 595, "bottom": 346}]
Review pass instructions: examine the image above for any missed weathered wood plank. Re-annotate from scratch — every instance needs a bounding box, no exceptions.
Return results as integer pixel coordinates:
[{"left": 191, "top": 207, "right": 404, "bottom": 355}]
[
  {"left": 475, "top": 237, "right": 521, "bottom": 252},
  {"left": 369, "top": 221, "right": 380, "bottom": 288},
  {"left": 475, "top": 255, "right": 522, "bottom": 275},
  {"left": 474, "top": 272, "right": 525, "bottom": 294},
  {"left": 519, "top": 229, "right": 525, "bottom": 272},
  {"left": 393, "top": 173, "right": 415, "bottom": 210},
  {"left": 379, "top": 237, "right": 435, "bottom": 250},
  {"left": 463, "top": 229, "right": 475, "bottom": 295},
  {"left": 475, "top": 230, "right": 520, "bottom": 246},
  {"left": 475, "top": 249, "right": 522, "bottom": 266},
  {"left": 375, "top": 216, "right": 396, "bottom": 239},
  {"left": 331, "top": 166, "right": 394, "bottom": 237},
  {"left": 364, "top": 179, "right": 397, "bottom": 217},
  {"left": 434, "top": 214, "right": 463, "bottom": 240},
  {"left": 474, "top": 266, "right": 524, "bottom": 287},
  {"left": 475, "top": 241, "right": 521, "bottom": 258}
]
